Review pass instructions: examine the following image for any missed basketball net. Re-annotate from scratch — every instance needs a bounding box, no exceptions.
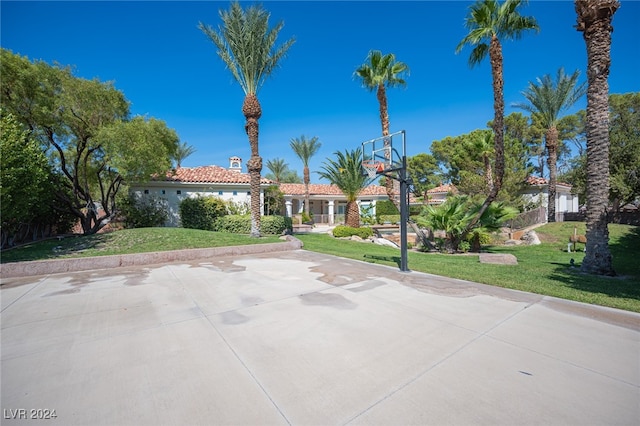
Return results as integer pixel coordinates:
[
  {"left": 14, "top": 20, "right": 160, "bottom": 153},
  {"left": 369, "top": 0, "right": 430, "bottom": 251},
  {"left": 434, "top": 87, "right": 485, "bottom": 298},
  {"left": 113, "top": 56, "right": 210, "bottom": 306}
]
[{"left": 362, "top": 160, "right": 384, "bottom": 179}]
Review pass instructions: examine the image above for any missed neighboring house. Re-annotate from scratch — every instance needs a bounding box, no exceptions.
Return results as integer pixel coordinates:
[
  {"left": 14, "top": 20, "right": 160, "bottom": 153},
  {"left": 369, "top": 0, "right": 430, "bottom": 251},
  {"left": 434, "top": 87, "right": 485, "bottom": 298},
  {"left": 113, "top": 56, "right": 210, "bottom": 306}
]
[
  {"left": 129, "top": 157, "right": 274, "bottom": 227},
  {"left": 521, "top": 176, "right": 579, "bottom": 220},
  {"left": 425, "top": 183, "right": 459, "bottom": 205},
  {"left": 279, "top": 183, "right": 389, "bottom": 225}
]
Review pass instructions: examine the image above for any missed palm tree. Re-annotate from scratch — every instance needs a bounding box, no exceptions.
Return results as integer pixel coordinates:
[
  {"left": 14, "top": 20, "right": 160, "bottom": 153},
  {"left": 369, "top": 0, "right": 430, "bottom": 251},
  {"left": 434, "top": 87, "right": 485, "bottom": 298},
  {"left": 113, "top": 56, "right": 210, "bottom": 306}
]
[
  {"left": 514, "top": 68, "right": 586, "bottom": 222},
  {"left": 199, "top": 2, "right": 295, "bottom": 237},
  {"left": 456, "top": 0, "right": 538, "bottom": 225},
  {"left": 575, "top": 0, "right": 619, "bottom": 276},
  {"left": 290, "top": 135, "right": 321, "bottom": 216},
  {"left": 265, "top": 158, "right": 288, "bottom": 184},
  {"left": 473, "top": 130, "right": 495, "bottom": 194},
  {"left": 317, "top": 148, "right": 369, "bottom": 228},
  {"left": 173, "top": 141, "right": 196, "bottom": 168},
  {"left": 354, "top": 50, "right": 409, "bottom": 200}
]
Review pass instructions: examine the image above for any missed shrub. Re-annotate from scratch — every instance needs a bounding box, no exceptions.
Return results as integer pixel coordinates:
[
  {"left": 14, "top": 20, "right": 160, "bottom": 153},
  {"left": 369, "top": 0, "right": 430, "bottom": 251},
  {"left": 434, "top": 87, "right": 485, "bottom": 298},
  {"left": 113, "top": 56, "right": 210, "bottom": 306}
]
[
  {"left": 332, "top": 225, "right": 374, "bottom": 239},
  {"left": 118, "top": 193, "right": 168, "bottom": 228},
  {"left": 379, "top": 214, "right": 400, "bottom": 224},
  {"left": 261, "top": 215, "right": 293, "bottom": 235},
  {"left": 214, "top": 215, "right": 292, "bottom": 235},
  {"left": 179, "top": 196, "right": 227, "bottom": 230}
]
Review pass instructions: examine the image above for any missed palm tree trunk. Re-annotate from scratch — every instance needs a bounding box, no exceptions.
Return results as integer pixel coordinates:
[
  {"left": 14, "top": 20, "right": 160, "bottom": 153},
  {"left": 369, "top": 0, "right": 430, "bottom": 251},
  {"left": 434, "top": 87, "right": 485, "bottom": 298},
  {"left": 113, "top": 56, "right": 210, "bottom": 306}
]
[
  {"left": 467, "top": 35, "right": 504, "bottom": 232},
  {"left": 303, "top": 166, "right": 310, "bottom": 216},
  {"left": 243, "top": 94, "right": 263, "bottom": 237},
  {"left": 483, "top": 155, "right": 494, "bottom": 194},
  {"left": 576, "top": 0, "right": 617, "bottom": 275},
  {"left": 546, "top": 126, "right": 559, "bottom": 222},
  {"left": 345, "top": 200, "right": 360, "bottom": 228}
]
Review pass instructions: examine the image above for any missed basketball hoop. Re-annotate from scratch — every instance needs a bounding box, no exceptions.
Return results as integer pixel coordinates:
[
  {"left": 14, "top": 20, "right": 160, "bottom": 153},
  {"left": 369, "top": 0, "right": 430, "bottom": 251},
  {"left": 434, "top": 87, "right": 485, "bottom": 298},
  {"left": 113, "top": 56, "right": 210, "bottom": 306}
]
[{"left": 362, "top": 160, "right": 384, "bottom": 179}]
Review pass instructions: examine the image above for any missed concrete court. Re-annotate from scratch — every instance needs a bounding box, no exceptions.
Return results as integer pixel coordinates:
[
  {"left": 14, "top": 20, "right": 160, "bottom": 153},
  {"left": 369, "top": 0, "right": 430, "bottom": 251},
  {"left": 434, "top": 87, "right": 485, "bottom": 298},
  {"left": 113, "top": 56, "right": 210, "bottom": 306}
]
[{"left": 1, "top": 249, "right": 639, "bottom": 426}]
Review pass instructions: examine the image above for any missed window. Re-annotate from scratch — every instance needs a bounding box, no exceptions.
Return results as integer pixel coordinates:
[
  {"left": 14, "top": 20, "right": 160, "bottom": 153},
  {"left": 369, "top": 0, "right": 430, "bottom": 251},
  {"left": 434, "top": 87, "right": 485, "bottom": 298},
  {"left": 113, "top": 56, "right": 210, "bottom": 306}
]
[
  {"left": 246, "top": 191, "right": 250, "bottom": 195},
  {"left": 233, "top": 191, "right": 237, "bottom": 196},
  {"left": 161, "top": 190, "right": 166, "bottom": 195},
  {"left": 177, "top": 190, "right": 182, "bottom": 195},
  {"left": 218, "top": 191, "right": 223, "bottom": 195},
  {"left": 144, "top": 190, "right": 149, "bottom": 195}
]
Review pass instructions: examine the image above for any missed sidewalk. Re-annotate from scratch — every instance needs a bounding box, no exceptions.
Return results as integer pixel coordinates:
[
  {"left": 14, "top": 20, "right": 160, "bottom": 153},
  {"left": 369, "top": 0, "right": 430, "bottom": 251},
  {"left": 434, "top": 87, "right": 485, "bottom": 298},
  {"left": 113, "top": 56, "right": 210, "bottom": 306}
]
[{"left": 1, "top": 249, "right": 638, "bottom": 425}]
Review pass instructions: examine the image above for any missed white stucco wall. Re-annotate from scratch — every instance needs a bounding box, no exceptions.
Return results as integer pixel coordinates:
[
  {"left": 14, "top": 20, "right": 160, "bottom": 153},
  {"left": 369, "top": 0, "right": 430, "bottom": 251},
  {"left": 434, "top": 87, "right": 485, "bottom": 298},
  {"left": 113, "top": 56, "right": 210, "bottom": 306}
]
[{"left": 129, "top": 183, "right": 263, "bottom": 227}]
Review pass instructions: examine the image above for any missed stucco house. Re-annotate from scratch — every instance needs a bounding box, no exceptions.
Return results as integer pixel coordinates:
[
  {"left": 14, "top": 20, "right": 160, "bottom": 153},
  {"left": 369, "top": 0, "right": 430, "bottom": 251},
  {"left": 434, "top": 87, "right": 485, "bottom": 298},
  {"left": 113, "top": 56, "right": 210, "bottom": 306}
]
[
  {"left": 520, "top": 176, "right": 579, "bottom": 220},
  {"left": 422, "top": 178, "right": 578, "bottom": 221},
  {"left": 130, "top": 157, "right": 389, "bottom": 227},
  {"left": 279, "top": 183, "right": 389, "bottom": 225}
]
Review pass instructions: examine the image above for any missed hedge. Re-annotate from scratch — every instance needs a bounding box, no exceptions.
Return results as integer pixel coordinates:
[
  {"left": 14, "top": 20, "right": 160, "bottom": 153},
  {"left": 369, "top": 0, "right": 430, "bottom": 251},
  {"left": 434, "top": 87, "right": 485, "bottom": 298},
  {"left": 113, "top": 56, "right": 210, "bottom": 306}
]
[
  {"left": 332, "top": 225, "right": 374, "bottom": 239},
  {"left": 213, "top": 215, "right": 292, "bottom": 235}
]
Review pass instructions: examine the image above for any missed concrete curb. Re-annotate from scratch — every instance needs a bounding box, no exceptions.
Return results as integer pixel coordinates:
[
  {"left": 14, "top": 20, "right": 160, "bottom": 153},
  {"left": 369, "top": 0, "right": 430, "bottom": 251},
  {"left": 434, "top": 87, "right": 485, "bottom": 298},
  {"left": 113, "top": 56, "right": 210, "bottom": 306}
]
[{"left": 0, "top": 236, "right": 303, "bottom": 278}]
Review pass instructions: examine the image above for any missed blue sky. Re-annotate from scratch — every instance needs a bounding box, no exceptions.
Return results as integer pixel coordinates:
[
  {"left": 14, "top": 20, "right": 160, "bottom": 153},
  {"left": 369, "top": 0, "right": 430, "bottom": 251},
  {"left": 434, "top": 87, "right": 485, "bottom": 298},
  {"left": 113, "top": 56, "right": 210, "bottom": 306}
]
[{"left": 2, "top": 1, "right": 639, "bottom": 183}]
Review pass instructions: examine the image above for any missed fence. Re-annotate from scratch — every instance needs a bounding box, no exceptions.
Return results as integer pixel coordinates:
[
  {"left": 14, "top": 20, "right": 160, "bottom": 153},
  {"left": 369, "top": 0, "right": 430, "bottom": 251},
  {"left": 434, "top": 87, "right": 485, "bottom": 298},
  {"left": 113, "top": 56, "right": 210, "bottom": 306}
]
[{"left": 508, "top": 206, "right": 546, "bottom": 231}]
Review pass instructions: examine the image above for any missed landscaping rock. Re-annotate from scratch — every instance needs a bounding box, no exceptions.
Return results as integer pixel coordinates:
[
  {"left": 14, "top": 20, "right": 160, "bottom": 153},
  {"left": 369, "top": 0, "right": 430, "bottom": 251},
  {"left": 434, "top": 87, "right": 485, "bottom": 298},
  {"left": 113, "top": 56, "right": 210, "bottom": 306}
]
[
  {"left": 521, "top": 230, "right": 541, "bottom": 245},
  {"left": 373, "top": 237, "right": 399, "bottom": 248},
  {"left": 479, "top": 253, "right": 518, "bottom": 265}
]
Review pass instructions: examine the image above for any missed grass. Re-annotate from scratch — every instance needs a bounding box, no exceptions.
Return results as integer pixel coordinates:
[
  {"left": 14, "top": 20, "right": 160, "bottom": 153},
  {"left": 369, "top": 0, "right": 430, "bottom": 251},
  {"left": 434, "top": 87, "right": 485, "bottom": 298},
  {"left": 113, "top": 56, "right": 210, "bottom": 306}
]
[
  {"left": 0, "top": 227, "right": 281, "bottom": 263},
  {"left": 295, "top": 222, "right": 640, "bottom": 313},
  {"left": 1, "top": 223, "right": 638, "bottom": 313}
]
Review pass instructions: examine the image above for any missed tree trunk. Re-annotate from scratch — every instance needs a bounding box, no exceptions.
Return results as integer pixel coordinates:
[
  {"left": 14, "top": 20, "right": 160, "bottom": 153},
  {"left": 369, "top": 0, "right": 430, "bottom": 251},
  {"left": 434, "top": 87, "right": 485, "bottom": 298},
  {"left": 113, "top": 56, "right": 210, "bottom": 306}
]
[
  {"left": 303, "top": 166, "right": 310, "bottom": 216},
  {"left": 546, "top": 126, "right": 559, "bottom": 222},
  {"left": 345, "top": 200, "right": 360, "bottom": 228},
  {"left": 483, "top": 155, "right": 494, "bottom": 195},
  {"left": 243, "top": 94, "right": 263, "bottom": 238},
  {"left": 576, "top": 0, "right": 618, "bottom": 276},
  {"left": 466, "top": 35, "right": 504, "bottom": 232}
]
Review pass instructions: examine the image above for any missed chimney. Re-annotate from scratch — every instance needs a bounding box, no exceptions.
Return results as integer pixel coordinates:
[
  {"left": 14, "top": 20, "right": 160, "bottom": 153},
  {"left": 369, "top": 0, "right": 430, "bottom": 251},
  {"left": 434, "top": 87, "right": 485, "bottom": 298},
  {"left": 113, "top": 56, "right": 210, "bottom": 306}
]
[{"left": 229, "top": 156, "right": 242, "bottom": 172}]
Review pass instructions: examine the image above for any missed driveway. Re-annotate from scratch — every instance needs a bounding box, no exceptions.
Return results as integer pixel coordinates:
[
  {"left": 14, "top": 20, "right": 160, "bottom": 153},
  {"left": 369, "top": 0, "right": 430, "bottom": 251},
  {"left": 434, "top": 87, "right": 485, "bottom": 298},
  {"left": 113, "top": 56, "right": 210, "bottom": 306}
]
[{"left": 1, "top": 249, "right": 638, "bottom": 425}]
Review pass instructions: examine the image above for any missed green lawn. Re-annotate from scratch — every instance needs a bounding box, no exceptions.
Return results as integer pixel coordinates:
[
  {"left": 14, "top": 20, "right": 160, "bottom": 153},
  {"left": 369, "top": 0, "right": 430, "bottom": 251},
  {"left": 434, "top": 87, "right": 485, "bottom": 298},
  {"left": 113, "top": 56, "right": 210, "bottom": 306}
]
[
  {"left": 0, "top": 227, "right": 281, "bottom": 263},
  {"left": 296, "top": 222, "right": 640, "bottom": 313},
  {"left": 1, "top": 223, "right": 638, "bottom": 313}
]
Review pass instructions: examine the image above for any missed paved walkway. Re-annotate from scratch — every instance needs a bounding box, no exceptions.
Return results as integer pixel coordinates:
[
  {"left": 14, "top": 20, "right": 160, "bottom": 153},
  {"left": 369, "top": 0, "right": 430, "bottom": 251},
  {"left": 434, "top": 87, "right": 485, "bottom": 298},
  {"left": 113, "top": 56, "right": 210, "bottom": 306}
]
[{"left": 1, "top": 248, "right": 639, "bottom": 425}]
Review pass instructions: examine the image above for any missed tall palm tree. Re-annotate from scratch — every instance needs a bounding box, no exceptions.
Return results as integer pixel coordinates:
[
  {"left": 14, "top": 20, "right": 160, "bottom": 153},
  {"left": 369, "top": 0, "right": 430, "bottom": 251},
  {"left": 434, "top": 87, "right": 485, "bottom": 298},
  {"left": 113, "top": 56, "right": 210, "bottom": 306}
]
[
  {"left": 317, "top": 148, "right": 369, "bottom": 228},
  {"left": 575, "top": 0, "right": 619, "bottom": 276},
  {"left": 456, "top": 0, "right": 538, "bottom": 225},
  {"left": 290, "top": 135, "right": 321, "bottom": 216},
  {"left": 173, "top": 141, "right": 196, "bottom": 168},
  {"left": 199, "top": 2, "right": 295, "bottom": 237},
  {"left": 265, "top": 157, "right": 288, "bottom": 184},
  {"left": 514, "top": 68, "right": 586, "bottom": 222},
  {"left": 354, "top": 50, "right": 409, "bottom": 200}
]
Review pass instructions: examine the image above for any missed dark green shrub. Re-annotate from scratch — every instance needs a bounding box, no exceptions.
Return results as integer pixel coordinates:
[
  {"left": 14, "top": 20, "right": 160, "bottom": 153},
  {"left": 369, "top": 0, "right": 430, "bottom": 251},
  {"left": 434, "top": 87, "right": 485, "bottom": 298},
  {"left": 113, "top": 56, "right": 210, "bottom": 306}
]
[
  {"left": 375, "top": 200, "right": 399, "bottom": 223},
  {"left": 118, "top": 194, "right": 168, "bottom": 228},
  {"left": 179, "top": 196, "right": 227, "bottom": 230},
  {"left": 332, "top": 225, "right": 374, "bottom": 239},
  {"left": 261, "top": 215, "right": 292, "bottom": 235},
  {"left": 214, "top": 214, "right": 292, "bottom": 235}
]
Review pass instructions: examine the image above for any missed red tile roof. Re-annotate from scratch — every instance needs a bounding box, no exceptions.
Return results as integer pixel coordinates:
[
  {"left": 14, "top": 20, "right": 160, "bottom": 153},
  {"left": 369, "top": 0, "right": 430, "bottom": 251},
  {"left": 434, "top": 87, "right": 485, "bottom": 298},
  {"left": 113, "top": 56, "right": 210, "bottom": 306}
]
[
  {"left": 158, "top": 166, "right": 274, "bottom": 184},
  {"left": 427, "top": 183, "right": 458, "bottom": 194},
  {"left": 279, "top": 183, "right": 388, "bottom": 196},
  {"left": 525, "top": 176, "right": 571, "bottom": 187}
]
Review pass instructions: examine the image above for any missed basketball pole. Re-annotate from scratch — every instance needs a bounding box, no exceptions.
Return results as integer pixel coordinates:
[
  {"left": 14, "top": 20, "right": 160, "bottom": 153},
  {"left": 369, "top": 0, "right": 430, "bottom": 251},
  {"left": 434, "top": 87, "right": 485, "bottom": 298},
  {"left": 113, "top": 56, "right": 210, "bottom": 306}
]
[{"left": 398, "top": 153, "right": 409, "bottom": 272}]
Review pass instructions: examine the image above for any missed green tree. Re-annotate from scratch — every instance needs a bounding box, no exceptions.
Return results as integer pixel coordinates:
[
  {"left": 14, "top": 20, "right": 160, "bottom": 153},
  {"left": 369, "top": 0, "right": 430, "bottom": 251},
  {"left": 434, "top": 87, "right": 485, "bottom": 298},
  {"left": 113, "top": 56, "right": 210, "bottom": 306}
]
[
  {"left": 608, "top": 92, "right": 640, "bottom": 214},
  {"left": 265, "top": 158, "right": 289, "bottom": 184},
  {"left": 513, "top": 68, "right": 587, "bottom": 222},
  {"left": 173, "top": 141, "right": 196, "bottom": 168},
  {"left": 199, "top": 2, "right": 295, "bottom": 237},
  {"left": 575, "top": 0, "right": 619, "bottom": 276},
  {"left": 290, "top": 135, "right": 321, "bottom": 216},
  {"left": 560, "top": 93, "right": 640, "bottom": 213},
  {"left": 317, "top": 148, "right": 369, "bottom": 228},
  {"left": 0, "top": 49, "right": 179, "bottom": 235},
  {"left": 407, "top": 153, "right": 441, "bottom": 201},
  {"left": 0, "top": 111, "right": 54, "bottom": 247},
  {"left": 456, "top": 0, "right": 539, "bottom": 224}
]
